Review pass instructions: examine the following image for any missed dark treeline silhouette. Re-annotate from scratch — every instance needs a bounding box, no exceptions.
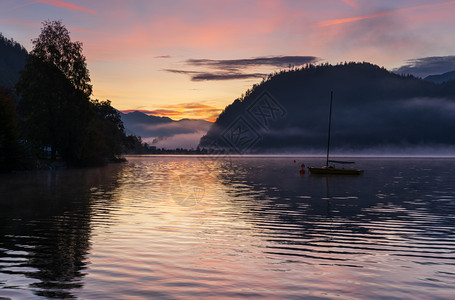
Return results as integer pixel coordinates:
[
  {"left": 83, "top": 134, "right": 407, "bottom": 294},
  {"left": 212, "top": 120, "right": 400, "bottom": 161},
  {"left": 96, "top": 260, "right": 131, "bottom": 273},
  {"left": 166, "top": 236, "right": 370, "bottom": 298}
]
[
  {"left": 0, "top": 33, "right": 27, "bottom": 89},
  {"left": 200, "top": 62, "right": 455, "bottom": 153},
  {"left": 122, "top": 134, "right": 209, "bottom": 155},
  {"left": 130, "top": 146, "right": 209, "bottom": 155},
  {"left": 0, "top": 21, "right": 136, "bottom": 171}
]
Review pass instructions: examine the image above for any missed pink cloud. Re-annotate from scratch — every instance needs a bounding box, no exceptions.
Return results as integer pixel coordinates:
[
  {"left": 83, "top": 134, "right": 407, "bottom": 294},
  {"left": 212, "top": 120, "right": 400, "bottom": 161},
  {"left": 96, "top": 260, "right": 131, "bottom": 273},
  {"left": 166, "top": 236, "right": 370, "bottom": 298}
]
[
  {"left": 341, "top": 0, "right": 359, "bottom": 9},
  {"left": 81, "top": 0, "right": 307, "bottom": 60},
  {"left": 319, "top": 1, "right": 455, "bottom": 27},
  {"left": 318, "top": 11, "right": 394, "bottom": 27},
  {"left": 37, "top": 0, "right": 96, "bottom": 14}
]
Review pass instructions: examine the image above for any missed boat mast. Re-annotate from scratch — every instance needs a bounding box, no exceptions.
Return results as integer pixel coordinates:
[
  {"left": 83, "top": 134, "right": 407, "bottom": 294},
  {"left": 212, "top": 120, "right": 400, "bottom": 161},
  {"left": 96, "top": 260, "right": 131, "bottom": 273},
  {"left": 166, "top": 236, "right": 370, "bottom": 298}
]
[{"left": 326, "top": 91, "right": 333, "bottom": 167}]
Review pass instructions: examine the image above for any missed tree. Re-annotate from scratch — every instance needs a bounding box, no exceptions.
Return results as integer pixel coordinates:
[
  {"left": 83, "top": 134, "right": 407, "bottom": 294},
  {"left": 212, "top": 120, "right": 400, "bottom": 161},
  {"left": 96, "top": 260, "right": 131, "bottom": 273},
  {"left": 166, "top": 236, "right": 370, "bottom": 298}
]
[
  {"left": 16, "top": 21, "right": 92, "bottom": 163},
  {"left": 30, "top": 20, "right": 92, "bottom": 97},
  {"left": 16, "top": 20, "right": 130, "bottom": 167},
  {"left": 83, "top": 99, "right": 128, "bottom": 164}
]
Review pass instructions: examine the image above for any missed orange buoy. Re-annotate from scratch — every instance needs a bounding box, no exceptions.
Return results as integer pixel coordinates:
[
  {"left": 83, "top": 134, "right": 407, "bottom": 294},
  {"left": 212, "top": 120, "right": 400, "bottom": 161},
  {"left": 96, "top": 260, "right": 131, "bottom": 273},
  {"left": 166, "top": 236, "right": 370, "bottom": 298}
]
[
  {"left": 299, "top": 168, "right": 305, "bottom": 175},
  {"left": 301, "top": 163, "right": 305, "bottom": 168}
]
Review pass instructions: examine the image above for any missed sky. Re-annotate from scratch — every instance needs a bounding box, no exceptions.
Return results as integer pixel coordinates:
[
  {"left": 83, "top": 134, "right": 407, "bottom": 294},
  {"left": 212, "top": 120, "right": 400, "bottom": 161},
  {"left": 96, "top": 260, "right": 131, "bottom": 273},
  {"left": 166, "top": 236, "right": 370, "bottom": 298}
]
[{"left": 2, "top": 0, "right": 455, "bottom": 121}]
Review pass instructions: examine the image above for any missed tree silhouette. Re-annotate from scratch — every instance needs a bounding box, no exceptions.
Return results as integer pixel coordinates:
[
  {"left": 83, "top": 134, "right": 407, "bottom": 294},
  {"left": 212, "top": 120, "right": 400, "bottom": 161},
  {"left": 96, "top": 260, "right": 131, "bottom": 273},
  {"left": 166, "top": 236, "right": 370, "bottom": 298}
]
[
  {"left": 16, "top": 21, "right": 127, "bottom": 166},
  {"left": 83, "top": 99, "right": 128, "bottom": 164},
  {"left": 17, "top": 56, "right": 81, "bottom": 160},
  {"left": 30, "top": 20, "right": 92, "bottom": 97}
]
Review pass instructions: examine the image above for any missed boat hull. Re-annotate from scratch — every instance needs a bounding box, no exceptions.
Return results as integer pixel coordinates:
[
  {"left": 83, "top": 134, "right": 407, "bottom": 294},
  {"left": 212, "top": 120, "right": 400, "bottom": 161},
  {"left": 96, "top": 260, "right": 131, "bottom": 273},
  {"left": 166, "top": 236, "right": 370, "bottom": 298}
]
[{"left": 308, "top": 167, "right": 364, "bottom": 175}]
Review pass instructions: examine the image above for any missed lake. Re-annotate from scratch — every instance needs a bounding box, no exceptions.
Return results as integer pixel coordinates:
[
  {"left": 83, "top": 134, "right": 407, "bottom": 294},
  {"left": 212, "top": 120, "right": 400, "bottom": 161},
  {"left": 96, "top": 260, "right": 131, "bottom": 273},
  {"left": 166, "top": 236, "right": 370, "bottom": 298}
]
[{"left": 1, "top": 156, "right": 455, "bottom": 299}]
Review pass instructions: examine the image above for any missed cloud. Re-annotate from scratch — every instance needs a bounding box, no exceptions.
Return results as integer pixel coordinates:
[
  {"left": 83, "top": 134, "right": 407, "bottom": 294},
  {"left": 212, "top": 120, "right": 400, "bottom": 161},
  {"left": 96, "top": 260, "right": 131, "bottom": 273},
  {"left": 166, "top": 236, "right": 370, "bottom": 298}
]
[
  {"left": 393, "top": 56, "right": 455, "bottom": 78},
  {"left": 165, "top": 56, "right": 319, "bottom": 82},
  {"left": 186, "top": 56, "right": 319, "bottom": 70},
  {"left": 120, "top": 110, "right": 213, "bottom": 148},
  {"left": 318, "top": 11, "right": 395, "bottom": 27},
  {"left": 144, "top": 131, "right": 207, "bottom": 149},
  {"left": 192, "top": 72, "right": 266, "bottom": 81},
  {"left": 164, "top": 69, "right": 266, "bottom": 81},
  {"left": 341, "top": 0, "right": 359, "bottom": 9},
  {"left": 36, "top": 0, "right": 96, "bottom": 14},
  {"left": 164, "top": 69, "right": 198, "bottom": 76},
  {"left": 149, "top": 103, "right": 222, "bottom": 122},
  {"left": 309, "top": 3, "right": 431, "bottom": 66},
  {"left": 81, "top": 1, "right": 302, "bottom": 60},
  {"left": 139, "top": 120, "right": 211, "bottom": 136},
  {"left": 318, "top": 1, "right": 455, "bottom": 27}
]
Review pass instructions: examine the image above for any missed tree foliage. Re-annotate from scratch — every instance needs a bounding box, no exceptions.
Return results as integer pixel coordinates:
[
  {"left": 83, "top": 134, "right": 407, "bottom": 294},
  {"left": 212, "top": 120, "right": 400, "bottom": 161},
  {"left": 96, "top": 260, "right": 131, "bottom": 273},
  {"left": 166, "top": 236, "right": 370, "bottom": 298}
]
[
  {"left": 16, "top": 21, "right": 128, "bottom": 167},
  {"left": 17, "top": 55, "right": 86, "bottom": 161},
  {"left": 200, "top": 62, "right": 455, "bottom": 152},
  {"left": 30, "top": 20, "right": 92, "bottom": 97},
  {"left": 82, "top": 99, "right": 128, "bottom": 164}
]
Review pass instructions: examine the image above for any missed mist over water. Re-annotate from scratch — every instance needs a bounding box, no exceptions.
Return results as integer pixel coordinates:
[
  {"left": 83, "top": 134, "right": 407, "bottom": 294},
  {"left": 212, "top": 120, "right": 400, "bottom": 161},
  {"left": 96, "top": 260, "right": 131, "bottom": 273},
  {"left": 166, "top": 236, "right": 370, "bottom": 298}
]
[{"left": 1, "top": 156, "right": 455, "bottom": 299}]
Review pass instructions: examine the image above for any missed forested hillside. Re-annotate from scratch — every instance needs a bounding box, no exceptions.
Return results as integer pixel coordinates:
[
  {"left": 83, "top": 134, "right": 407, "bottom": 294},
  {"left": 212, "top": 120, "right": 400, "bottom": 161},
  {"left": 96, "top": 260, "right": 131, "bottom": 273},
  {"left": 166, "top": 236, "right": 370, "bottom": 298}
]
[{"left": 200, "top": 62, "right": 455, "bottom": 153}]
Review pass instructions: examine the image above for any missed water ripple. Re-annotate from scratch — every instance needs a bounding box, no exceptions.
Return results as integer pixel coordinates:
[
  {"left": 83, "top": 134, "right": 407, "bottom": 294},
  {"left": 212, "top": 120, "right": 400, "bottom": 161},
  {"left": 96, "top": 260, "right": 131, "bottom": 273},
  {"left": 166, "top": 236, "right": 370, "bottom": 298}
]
[{"left": 1, "top": 157, "right": 455, "bottom": 299}]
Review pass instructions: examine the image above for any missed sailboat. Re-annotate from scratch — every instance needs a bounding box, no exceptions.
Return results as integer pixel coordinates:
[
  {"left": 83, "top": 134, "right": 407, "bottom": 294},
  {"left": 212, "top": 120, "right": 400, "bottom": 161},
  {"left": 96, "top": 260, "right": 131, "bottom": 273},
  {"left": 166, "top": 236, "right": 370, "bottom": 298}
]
[{"left": 308, "top": 91, "right": 364, "bottom": 175}]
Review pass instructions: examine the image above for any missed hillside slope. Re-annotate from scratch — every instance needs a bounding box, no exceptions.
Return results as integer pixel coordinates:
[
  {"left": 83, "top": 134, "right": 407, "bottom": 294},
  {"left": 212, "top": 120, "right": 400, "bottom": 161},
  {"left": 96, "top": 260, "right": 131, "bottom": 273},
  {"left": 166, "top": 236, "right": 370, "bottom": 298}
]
[
  {"left": 199, "top": 62, "right": 455, "bottom": 153},
  {"left": 121, "top": 111, "right": 212, "bottom": 149},
  {"left": 0, "top": 34, "right": 27, "bottom": 88},
  {"left": 425, "top": 70, "right": 455, "bottom": 84}
]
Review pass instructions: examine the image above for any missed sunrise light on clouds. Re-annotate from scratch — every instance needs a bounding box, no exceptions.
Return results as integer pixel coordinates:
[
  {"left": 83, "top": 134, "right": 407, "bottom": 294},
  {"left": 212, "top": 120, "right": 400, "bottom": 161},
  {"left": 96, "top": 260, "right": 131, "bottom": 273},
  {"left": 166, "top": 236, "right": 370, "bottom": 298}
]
[
  {"left": 318, "top": 1, "right": 455, "bottom": 27},
  {"left": 120, "top": 103, "right": 223, "bottom": 122},
  {"left": 2, "top": 2, "right": 455, "bottom": 298},
  {"left": 2, "top": 0, "right": 455, "bottom": 121}
]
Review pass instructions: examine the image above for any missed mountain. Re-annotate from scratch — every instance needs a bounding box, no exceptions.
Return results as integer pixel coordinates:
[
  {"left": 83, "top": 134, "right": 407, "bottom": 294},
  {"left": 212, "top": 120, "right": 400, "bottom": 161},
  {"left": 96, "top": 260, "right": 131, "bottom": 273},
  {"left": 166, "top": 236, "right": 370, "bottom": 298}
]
[
  {"left": 0, "top": 34, "right": 27, "bottom": 88},
  {"left": 199, "top": 62, "right": 455, "bottom": 154},
  {"left": 120, "top": 111, "right": 212, "bottom": 149},
  {"left": 424, "top": 70, "right": 455, "bottom": 84},
  {"left": 121, "top": 111, "right": 173, "bottom": 136}
]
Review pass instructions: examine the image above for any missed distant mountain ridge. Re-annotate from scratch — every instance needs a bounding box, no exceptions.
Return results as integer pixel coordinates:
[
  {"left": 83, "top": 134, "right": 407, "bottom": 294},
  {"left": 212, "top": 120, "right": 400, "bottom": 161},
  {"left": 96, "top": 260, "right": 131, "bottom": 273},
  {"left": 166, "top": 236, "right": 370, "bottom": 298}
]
[
  {"left": 120, "top": 111, "right": 212, "bottom": 148},
  {"left": 199, "top": 62, "right": 455, "bottom": 154},
  {"left": 424, "top": 70, "right": 455, "bottom": 84},
  {"left": 121, "top": 111, "right": 173, "bottom": 136}
]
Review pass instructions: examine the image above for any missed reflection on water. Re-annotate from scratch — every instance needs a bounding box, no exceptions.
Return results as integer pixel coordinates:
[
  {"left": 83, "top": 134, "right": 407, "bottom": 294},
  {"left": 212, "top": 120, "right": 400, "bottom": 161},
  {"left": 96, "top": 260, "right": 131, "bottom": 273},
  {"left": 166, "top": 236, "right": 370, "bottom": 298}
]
[
  {"left": 1, "top": 156, "right": 455, "bottom": 299},
  {"left": 0, "top": 165, "right": 123, "bottom": 299}
]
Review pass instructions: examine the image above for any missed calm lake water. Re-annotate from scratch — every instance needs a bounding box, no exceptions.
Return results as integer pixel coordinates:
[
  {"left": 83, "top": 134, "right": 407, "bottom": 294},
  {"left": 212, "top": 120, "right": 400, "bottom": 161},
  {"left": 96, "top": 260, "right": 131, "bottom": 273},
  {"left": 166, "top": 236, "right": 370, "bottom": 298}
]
[{"left": 1, "top": 156, "right": 455, "bottom": 299}]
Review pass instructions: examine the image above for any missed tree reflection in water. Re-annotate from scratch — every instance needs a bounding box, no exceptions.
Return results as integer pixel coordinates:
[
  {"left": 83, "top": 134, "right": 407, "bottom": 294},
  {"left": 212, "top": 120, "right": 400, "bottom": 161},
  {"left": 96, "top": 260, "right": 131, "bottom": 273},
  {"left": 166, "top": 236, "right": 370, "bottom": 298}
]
[{"left": 0, "top": 164, "right": 124, "bottom": 298}]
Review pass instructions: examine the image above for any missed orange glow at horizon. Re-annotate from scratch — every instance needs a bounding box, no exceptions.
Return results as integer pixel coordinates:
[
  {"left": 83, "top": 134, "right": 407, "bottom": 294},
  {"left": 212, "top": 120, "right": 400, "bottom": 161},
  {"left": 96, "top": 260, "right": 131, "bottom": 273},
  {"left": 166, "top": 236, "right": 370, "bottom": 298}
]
[{"left": 120, "top": 103, "right": 222, "bottom": 122}]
